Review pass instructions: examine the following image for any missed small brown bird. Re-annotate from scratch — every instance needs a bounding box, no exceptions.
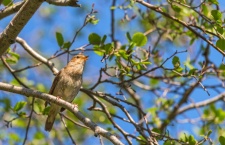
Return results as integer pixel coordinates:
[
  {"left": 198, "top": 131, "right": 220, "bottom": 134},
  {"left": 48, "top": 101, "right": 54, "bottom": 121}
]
[{"left": 45, "top": 54, "right": 88, "bottom": 131}]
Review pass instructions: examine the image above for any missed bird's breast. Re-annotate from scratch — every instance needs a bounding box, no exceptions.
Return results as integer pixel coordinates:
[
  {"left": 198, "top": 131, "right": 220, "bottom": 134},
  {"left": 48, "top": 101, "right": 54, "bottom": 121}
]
[{"left": 53, "top": 74, "right": 82, "bottom": 102}]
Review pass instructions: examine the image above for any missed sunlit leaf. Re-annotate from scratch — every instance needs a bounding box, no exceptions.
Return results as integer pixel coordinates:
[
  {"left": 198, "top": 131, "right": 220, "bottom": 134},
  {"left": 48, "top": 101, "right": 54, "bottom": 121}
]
[
  {"left": 13, "top": 101, "right": 27, "bottom": 112},
  {"left": 211, "top": 10, "right": 222, "bottom": 21},
  {"left": 93, "top": 46, "right": 104, "bottom": 56},
  {"left": 132, "top": 32, "right": 147, "bottom": 46},
  {"left": 34, "top": 132, "right": 45, "bottom": 139},
  {"left": 42, "top": 106, "right": 50, "bottom": 115}
]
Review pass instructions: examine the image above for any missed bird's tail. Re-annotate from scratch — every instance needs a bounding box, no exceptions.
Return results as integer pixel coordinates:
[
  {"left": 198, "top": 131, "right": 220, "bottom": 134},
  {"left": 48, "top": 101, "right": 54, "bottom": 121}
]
[{"left": 45, "top": 104, "right": 60, "bottom": 131}]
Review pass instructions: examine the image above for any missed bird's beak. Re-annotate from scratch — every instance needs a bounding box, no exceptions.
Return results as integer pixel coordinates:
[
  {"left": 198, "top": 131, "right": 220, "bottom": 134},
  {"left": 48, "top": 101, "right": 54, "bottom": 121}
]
[{"left": 84, "top": 56, "right": 89, "bottom": 61}]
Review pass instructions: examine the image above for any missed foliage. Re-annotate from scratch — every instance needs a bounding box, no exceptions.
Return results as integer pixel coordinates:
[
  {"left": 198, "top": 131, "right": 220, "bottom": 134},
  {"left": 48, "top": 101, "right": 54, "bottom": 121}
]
[{"left": 0, "top": 0, "right": 225, "bottom": 144}]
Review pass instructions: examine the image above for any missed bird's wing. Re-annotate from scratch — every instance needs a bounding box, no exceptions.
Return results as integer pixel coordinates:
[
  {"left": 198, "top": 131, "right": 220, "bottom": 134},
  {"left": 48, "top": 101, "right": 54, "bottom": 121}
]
[
  {"left": 45, "top": 70, "right": 62, "bottom": 107},
  {"left": 49, "top": 70, "right": 62, "bottom": 95}
]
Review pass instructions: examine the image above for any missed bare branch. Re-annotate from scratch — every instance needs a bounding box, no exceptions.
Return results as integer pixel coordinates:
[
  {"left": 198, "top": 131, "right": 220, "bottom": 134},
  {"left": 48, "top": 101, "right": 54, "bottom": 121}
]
[
  {"left": 135, "top": 0, "right": 225, "bottom": 56},
  {"left": 45, "top": 0, "right": 81, "bottom": 7},
  {"left": 0, "top": 82, "right": 124, "bottom": 145},
  {"left": 0, "top": 0, "right": 44, "bottom": 56},
  {"left": 178, "top": 92, "right": 225, "bottom": 114},
  {"left": 0, "top": 1, "right": 25, "bottom": 20},
  {"left": 16, "top": 37, "right": 59, "bottom": 75},
  {"left": 0, "top": 0, "right": 80, "bottom": 20}
]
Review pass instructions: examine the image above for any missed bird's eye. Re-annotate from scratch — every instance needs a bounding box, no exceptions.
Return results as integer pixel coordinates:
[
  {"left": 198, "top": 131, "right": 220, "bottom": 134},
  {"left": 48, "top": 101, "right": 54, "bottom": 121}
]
[{"left": 76, "top": 56, "right": 80, "bottom": 58}]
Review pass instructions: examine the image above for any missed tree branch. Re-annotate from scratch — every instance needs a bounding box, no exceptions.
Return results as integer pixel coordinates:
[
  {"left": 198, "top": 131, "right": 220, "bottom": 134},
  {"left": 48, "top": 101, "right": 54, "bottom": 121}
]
[
  {"left": 0, "top": 1, "right": 25, "bottom": 20},
  {"left": 16, "top": 37, "right": 59, "bottom": 75},
  {"left": 0, "top": 0, "right": 80, "bottom": 20},
  {"left": 136, "top": 0, "right": 225, "bottom": 56},
  {"left": 0, "top": 82, "right": 124, "bottom": 145},
  {"left": 0, "top": 0, "right": 44, "bottom": 56},
  {"left": 159, "top": 81, "right": 199, "bottom": 130},
  {"left": 177, "top": 92, "right": 225, "bottom": 114},
  {"left": 46, "top": 0, "right": 81, "bottom": 7}
]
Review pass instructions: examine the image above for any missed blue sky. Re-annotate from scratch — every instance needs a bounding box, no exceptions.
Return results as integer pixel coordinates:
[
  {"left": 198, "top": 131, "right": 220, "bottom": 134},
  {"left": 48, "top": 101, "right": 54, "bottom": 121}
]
[{"left": 0, "top": 0, "right": 225, "bottom": 144}]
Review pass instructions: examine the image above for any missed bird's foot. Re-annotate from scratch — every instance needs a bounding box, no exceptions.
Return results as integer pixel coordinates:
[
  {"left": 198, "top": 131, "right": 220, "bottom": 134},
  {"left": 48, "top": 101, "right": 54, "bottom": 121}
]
[
  {"left": 54, "top": 96, "right": 61, "bottom": 103},
  {"left": 72, "top": 103, "right": 78, "bottom": 110}
]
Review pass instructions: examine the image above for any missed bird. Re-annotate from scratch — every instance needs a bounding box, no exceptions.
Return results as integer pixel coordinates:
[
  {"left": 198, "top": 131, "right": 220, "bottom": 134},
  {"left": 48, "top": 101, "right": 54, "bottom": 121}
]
[{"left": 45, "top": 53, "right": 88, "bottom": 131}]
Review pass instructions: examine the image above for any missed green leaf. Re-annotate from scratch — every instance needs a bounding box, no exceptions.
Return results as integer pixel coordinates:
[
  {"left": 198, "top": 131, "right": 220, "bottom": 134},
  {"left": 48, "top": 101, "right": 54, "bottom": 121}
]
[
  {"left": 201, "top": 4, "right": 209, "bottom": 16},
  {"left": 34, "top": 132, "right": 45, "bottom": 139},
  {"left": 141, "top": 61, "right": 151, "bottom": 65},
  {"left": 132, "top": 32, "right": 147, "bottom": 46},
  {"left": 0, "top": 98, "right": 11, "bottom": 111},
  {"left": 36, "top": 83, "right": 47, "bottom": 92},
  {"left": 90, "top": 19, "right": 99, "bottom": 25},
  {"left": 5, "top": 49, "right": 20, "bottom": 64},
  {"left": 63, "top": 41, "right": 71, "bottom": 49},
  {"left": 13, "top": 101, "right": 27, "bottom": 112},
  {"left": 118, "top": 49, "right": 129, "bottom": 60},
  {"left": 171, "top": 5, "right": 181, "bottom": 12},
  {"left": 211, "top": 10, "right": 222, "bottom": 21},
  {"left": 2, "top": 0, "right": 12, "bottom": 6},
  {"left": 216, "top": 39, "right": 225, "bottom": 51},
  {"left": 216, "top": 26, "right": 224, "bottom": 35},
  {"left": 93, "top": 46, "right": 104, "bottom": 56},
  {"left": 150, "top": 78, "right": 159, "bottom": 87},
  {"left": 188, "top": 68, "right": 198, "bottom": 75},
  {"left": 175, "top": 66, "right": 183, "bottom": 72},
  {"left": 219, "top": 136, "right": 225, "bottom": 145},
  {"left": 5, "top": 58, "right": 17, "bottom": 64},
  {"left": 9, "top": 133, "right": 20, "bottom": 142},
  {"left": 188, "top": 135, "right": 197, "bottom": 145},
  {"left": 184, "top": 59, "right": 194, "bottom": 70},
  {"left": 208, "top": 0, "right": 219, "bottom": 5},
  {"left": 172, "top": 56, "right": 180, "bottom": 68},
  {"left": 8, "top": 51, "right": 20, "bottom": 60},
  {"left": 104, "top": 43, "right": 113, "bottom": 54},
  {"left": 164, "top": 140, "right": 175, "bottom": 145},
  {"left": 126, "top": 32, "right": 132, "bottom": 42},
  {"left": 42, "top": 106, "right": 50, "bottom": 115},
  {"left": 88, "top": 16, "right": 99, "bottom": 25},
  {"left": 88, "top": 33, "right": 101, "bottom": 45},
  {"left": 101, "top": 35, "right": 107, "bottom": 44},
  {"left": 55, "top": 32, "right": 64, "bottom": 47},
  {"left": 207, "top": 130, "right": 212, "bottom": 136},
  {"left": 18, "top": 111, "right": 26, "bottom": 117}
]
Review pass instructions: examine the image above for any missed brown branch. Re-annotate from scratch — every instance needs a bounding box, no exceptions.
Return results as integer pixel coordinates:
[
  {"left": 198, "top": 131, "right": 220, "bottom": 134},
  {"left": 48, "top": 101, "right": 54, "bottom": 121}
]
[
  {"left": 0, "top": 0, "right": 44, "bottom": 56},
  {"left": 177, "top": 92, "right": 225, "bottom": 114},
  {"left": 0, "top": 1, "right": 25, "bottom": 20},
  {"left": 46, "top": 0, "right": 80, "bottom": 7},
  {"left": 82, "top": 89, "right": 158, "bottom": 145},
  {"left": 22, "top": 98, "right": 35, "bottom": 145},
  {"left": 136, "top": 0, "right": 225, "bottom": 56},
  {"left": 0, "top": 0, "right": 80, "bottom": 20},
  {"left": 16, "top": 37, "right": 59, "bottom": 75},
  {"left": 159, "top": 81, "right": 199, "bottom": 130},
  {"left": 0, "top": 82, "right": 124, "bottom": 145},
  {"left": 60, "top": 114, "right": 77, "bottom": 145},
  {"left": 1, "top": 56, "right": 29, "bottom": 88},
  {"left": 110, "top": 0, "right": 116, "bottom": 42}
]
